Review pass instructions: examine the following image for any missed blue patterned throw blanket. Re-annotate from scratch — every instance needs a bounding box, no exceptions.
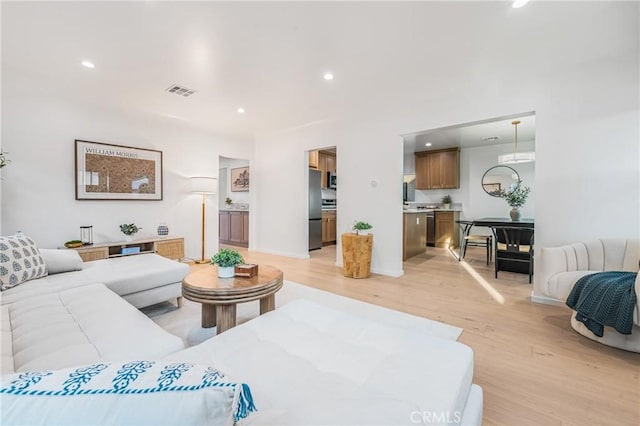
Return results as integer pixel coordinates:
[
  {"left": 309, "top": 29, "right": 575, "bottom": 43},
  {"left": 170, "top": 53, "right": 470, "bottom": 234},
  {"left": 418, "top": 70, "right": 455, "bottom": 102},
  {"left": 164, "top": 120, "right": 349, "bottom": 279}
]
[{"left": 566, "top": 271, "right": 637, "bottom": 337}]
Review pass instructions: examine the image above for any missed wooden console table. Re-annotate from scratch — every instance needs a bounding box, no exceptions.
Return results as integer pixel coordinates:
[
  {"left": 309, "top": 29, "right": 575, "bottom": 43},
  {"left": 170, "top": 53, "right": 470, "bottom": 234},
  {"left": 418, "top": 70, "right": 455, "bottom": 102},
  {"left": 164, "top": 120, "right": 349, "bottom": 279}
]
[{"left": 72, "top": 236, "right": 184, "bottom": 262}]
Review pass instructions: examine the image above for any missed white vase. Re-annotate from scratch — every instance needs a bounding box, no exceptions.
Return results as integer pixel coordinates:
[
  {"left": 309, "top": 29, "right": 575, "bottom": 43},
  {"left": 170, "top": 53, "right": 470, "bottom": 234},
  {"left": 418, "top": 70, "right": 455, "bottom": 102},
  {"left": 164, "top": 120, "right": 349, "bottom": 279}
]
[
  {"left": 125, "top": 235, "right": 133, "bottom": 242},
  {"left": 358, "top": 229, "right": 371, "bottom": 236},
  {"left": 218, "top": 266, "right": 235, "bottom": 278}
]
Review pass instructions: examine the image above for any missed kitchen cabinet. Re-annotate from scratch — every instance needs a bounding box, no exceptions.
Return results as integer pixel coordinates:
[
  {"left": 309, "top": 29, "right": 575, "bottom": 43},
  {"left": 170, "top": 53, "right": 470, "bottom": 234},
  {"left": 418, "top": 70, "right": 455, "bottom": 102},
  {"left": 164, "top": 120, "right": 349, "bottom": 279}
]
[
  {"left": 403, "top": 212, "right": 427, "bottom": 260},
  {"left": 320, "top": 151, "right": 336, "bottom": 188},
  {"left": 219, "top": 211, "right": 249, "bottom": 247},
  {"left": 322, "top": 210, "right": 337, "bottom": 244},
  {"left": 309, "top": 150, "right": 319, "bottom": 169},
  {"left": 435, "top": 211, "right": 460, "bottom": 249},
  {"left": 415, "top": 147, "right": 460, "bottom": 190}
]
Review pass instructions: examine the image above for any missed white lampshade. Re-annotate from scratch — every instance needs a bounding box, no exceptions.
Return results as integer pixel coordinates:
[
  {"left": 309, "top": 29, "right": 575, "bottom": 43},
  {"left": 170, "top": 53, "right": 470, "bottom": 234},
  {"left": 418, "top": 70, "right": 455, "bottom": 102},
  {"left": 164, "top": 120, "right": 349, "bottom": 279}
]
[
  {"left": 498, "top": 152, "right": 536, "bottom": 164},
  {"left": 189, "top": 177, "right": 217, "bottom": 194}
]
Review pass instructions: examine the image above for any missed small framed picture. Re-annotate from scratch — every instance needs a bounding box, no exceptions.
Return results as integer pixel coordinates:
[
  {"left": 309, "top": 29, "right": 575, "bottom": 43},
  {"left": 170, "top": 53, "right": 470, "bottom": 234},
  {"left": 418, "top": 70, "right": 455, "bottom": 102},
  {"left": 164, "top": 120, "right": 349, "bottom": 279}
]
[{"left": 230, "top": 167, "right": 250, "bottom": 192}]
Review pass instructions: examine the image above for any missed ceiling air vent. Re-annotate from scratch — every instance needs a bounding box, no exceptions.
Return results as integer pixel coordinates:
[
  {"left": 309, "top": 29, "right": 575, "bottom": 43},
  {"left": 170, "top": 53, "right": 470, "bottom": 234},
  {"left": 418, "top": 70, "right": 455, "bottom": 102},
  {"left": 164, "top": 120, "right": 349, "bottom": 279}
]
[
  {"left": 165, "top": 84, "right": 197, "bottom": 97},
  {"left": 482, "top": 136, "right": 500, "bottom": 142}
]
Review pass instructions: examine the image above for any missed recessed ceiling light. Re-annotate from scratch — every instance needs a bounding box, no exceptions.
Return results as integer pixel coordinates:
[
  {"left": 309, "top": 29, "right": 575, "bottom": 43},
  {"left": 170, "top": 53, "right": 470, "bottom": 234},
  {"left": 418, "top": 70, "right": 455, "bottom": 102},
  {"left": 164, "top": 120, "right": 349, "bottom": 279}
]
[
  {"left": 237, "top": 108, "right": 245, "bottom": 114},
  {"left": 425, "top": 143, "right": 432, "bottom": 147},
  {"left": 323, "top": 72, "right": 334, "bottom": 81},
  {"left": 81, "top": 60, "right": 95, "bottom": 69},
  {"left": 512, "top": 0, "right": 530, "bottom": 8}
]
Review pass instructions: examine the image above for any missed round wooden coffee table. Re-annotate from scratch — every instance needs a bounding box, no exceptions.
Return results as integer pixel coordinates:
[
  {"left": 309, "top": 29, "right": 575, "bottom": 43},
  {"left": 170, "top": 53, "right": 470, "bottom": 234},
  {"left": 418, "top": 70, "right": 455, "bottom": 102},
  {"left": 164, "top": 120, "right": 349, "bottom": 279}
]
[{"left": 182, "top": 265, "right": 283, "bottom": 334}]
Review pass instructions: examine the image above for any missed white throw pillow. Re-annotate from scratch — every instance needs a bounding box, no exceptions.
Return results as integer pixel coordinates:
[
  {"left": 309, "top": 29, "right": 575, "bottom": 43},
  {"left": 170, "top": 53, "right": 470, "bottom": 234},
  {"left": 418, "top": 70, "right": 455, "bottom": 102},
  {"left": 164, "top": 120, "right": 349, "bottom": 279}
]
[
  {"left": 0, "top": 235, "right": 47, "bottom": 291},
  {"left": 0, "top": 360, "right": 257, "bottom": 425},
  {"left": 39, "top": 249, "right": 84, "bottom": 275}
]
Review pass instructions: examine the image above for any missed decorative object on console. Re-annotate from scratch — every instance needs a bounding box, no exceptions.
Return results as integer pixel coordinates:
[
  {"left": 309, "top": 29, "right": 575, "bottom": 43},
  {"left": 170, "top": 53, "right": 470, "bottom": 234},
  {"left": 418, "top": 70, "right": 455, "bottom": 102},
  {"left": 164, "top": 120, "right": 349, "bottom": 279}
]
[
  {"left": 157, "top": 223, "right": 169, "bottom": 238},
  {"left": 80, "top": 225, "right": 93, "bottom": 245},
  {"left": 211, "top": 248, "right": 244, "bottom": 278},
  {"left": 442, "top": 194, "right": 452, "bottom": 209},
  {"left": 0, "top": 234, "right": 47, "bottom": 291},
  {"left": 497, "top": 120, "right": 535, "bottom": 165},
  {"left": 352, "top": 220, "right": 373, "bottom": 236},
  {"left": 498, "top": 184, "right": 530, "bottom": 221},
  {"left": 189, "top": 176, "right": 218, "bottom": 263},
  {"left": 75, "top": 140, "right": 163, "bottom": 201},
  {"left": 235, "top": 263, "right": 258, "bottom": 278},
  {"left": 119, "top": 223, "right": 141, "bottom": 242},
  {"left": 230, "top": 167, "right": 250, "bottom": 192},
  {"left": 64, "top": 240, "right": 83, "bottom": 248},
  {"left": 225, "top": 197, "right": 233, "bottom": 208}
]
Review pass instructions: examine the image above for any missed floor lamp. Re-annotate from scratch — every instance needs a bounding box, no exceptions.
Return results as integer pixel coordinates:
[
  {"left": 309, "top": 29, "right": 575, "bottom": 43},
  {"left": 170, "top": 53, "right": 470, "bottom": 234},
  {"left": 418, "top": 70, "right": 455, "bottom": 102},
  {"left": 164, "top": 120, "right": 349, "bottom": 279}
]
[{"left": 189, "top": 177, "right": 218, "bottom": 264}]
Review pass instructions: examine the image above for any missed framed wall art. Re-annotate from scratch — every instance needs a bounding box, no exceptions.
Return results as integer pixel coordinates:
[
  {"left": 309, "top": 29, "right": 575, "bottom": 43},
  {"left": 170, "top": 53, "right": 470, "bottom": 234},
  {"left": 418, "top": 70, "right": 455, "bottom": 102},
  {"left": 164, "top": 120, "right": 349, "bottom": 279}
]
[
  {"left": 230, "top": 167, "right": 250, "bottom": 192},
  {"left": 75, "top": 140, "right": 163, "bottom": 200}
]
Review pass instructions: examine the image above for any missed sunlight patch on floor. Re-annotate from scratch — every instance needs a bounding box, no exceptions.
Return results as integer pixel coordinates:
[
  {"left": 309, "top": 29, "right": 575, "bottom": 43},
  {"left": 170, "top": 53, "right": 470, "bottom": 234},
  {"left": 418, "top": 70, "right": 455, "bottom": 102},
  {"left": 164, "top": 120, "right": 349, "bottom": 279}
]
[{"left": 460, "top": 260, "right": 506, "bottom": 304}]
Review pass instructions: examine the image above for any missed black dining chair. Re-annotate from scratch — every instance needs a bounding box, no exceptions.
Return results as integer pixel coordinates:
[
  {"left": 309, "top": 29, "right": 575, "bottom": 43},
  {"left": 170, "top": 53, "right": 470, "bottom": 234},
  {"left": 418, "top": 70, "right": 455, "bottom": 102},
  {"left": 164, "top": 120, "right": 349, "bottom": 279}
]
[
  {"left": 457, "top": 220, "right": 492, "bottom": 265},
  {"left": 490, "top": 226, "right": 534, "bottom": 283}
]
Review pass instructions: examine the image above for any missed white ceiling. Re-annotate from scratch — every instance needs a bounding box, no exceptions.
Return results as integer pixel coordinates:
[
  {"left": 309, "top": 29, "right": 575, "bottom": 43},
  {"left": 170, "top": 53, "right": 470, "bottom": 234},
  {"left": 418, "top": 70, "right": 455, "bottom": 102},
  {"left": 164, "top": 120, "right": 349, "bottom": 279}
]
[
  {"left": 404, "top": 113, "right": 536, "bottom": 154},
  {"left": 1, "top": 1, "right": 623, "bottom": 142}
]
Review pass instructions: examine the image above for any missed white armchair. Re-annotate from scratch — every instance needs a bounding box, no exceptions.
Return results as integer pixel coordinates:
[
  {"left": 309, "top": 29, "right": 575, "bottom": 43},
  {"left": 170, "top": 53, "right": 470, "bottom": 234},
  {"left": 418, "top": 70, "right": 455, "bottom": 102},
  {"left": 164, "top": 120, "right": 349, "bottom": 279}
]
[{"left": 538, "top": 239, "right": 639, "bottom": 352}]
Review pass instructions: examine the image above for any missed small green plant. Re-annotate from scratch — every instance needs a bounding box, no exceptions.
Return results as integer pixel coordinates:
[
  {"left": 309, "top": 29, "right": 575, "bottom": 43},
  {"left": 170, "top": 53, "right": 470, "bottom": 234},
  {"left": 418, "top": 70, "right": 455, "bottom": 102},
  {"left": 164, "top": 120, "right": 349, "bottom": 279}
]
[
  {"left": 0, "top": 151, "right": 10, "bottom": 168},
  {"left": 210, "top": 249, "right": 244, "bottom": 268},
  {"left": 352, "top": 221, "right": 373, "bottom": 231},
  {"left": 119, "top": 223, "right": 141, "bottom": 236},
  {"left": 225, "top": 197, "right": 233, "bottom": 206},
  {"left": 499, "top": 185, "right": 531, "bottom": 208},
  {"left": 442, "top": 195, "right": 452, "bottom": 204}
]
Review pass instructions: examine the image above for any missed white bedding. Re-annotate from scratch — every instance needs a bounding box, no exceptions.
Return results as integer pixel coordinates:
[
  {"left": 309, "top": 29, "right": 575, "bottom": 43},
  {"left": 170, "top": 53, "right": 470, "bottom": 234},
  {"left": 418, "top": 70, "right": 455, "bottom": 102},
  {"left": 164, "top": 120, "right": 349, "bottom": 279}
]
[{"left": 165, "top": 299, "right": 476, "bottom": 425}]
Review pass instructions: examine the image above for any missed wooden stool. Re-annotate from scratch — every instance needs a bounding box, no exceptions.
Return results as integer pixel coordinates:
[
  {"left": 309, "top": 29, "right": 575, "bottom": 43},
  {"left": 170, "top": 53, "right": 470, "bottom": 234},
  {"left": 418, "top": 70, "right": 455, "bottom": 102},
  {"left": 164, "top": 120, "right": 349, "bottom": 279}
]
[{"left": 342, "top": 233, "right": 373, "bottom": 278}]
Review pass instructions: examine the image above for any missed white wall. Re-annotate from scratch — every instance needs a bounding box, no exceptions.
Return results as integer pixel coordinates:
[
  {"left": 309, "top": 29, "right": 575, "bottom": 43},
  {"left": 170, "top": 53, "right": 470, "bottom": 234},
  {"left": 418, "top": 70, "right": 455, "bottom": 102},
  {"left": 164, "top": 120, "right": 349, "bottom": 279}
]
[
  {"left": 253, "top": 2, "right": 639, "bottom": 293},
  {"left": 412, "top": 141, "right": 536, "bottom": 220},
  {"left": 1, "top": 95, "right": 253, "bottom": 261},
  {"left": 218, "top": 157, "right": 250, "bottom": 209}
]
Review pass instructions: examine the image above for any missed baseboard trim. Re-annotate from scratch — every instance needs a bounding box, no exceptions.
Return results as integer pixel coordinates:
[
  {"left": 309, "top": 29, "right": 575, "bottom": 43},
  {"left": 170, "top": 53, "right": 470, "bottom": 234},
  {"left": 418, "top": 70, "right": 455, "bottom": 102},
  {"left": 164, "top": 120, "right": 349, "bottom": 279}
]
[
  {"left": 334, "top": 261, "right": 404, "bottom": 278},
  {"left": 530, "top": 292, "right": 565, "bottom": 307},
  {"left": 250, "top": 247, "right": 310, "bottom": 260}
]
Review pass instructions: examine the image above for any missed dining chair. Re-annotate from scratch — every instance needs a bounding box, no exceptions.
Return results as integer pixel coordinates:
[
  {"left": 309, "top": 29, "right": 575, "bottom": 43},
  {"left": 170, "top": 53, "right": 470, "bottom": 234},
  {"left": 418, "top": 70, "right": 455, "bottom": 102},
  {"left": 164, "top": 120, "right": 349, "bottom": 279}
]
[
  {"left": 490, "top": 226, "right": 535, "bottom": 283},
  {"left": 457, "top": 220, "right": 492, "bottom": 265}
]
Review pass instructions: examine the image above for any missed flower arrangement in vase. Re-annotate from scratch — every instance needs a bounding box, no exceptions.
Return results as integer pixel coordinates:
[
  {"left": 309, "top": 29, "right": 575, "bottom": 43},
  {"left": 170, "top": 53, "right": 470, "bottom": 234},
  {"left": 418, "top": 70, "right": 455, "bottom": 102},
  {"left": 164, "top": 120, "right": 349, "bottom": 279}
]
[{"left": 498, "top": 185, "right": 531, "bottom": 221}]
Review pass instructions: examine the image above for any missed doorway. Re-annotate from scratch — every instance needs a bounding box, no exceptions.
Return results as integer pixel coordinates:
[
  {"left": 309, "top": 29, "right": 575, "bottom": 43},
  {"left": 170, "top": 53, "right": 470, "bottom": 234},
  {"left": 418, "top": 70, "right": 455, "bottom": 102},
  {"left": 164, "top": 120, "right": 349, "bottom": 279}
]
[
  {"left": 218, "top": 156, "right": 250, "bottom": 248},
  {"left": 306, "top": 147, "right": 338, "bottom": 255}
]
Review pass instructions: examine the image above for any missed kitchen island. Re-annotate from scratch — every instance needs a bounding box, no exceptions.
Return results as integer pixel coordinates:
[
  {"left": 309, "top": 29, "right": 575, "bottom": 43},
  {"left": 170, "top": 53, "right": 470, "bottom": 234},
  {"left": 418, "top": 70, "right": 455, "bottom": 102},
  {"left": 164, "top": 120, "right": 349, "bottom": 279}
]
[{"left": 403, "top": 208, "right": 461, "bottom": 260}]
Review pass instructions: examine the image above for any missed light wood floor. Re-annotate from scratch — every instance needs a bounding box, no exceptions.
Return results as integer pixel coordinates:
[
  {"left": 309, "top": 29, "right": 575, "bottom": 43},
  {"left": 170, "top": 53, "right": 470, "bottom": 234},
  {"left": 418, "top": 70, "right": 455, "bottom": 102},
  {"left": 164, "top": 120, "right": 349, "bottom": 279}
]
[{"left": 221, "top": 244, "right": 640, "bottom": 426}]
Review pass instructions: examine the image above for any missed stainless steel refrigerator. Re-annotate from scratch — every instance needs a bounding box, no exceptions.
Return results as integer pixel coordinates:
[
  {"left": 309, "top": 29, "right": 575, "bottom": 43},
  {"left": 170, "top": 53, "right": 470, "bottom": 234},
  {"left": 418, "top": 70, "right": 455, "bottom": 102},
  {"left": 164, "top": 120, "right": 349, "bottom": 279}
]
[{"left": 309, "top": 169, "right": 322, "bottom": 250}]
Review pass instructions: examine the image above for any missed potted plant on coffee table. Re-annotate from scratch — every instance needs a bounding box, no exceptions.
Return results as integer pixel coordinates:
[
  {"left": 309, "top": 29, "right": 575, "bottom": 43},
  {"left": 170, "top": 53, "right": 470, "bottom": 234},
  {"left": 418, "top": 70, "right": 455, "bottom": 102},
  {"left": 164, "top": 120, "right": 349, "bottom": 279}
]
[
  {"left": 211, "top": 249, "right": 244, "bottom": 278},
  {"left": 119, "top": 223, "right": 141, "bottom": 242}
]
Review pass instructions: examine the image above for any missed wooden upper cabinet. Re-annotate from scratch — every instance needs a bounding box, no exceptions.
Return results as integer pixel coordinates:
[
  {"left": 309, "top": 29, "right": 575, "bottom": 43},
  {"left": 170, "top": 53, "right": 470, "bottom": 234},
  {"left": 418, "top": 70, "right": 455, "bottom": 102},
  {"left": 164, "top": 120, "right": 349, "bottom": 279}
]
[
  {"left": 415, "top": 155, "right": 429, "bottom": 189},
  {"left": 415, "top": 147, "right": 460, "bottom": 190},
  {"left": 309, "top": 150, "right": 319, "bottom": 169},
  {"left": 319, "top": 151, "right": 336, "bottom": 188}
]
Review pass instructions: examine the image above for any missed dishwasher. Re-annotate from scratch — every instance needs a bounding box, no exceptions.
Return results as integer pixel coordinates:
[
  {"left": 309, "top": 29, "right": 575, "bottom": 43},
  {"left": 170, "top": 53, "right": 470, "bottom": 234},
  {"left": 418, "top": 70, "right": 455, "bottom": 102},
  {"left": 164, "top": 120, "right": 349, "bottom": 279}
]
[{"left": 426, "top": 211, "right": 435, "bottom": 247}]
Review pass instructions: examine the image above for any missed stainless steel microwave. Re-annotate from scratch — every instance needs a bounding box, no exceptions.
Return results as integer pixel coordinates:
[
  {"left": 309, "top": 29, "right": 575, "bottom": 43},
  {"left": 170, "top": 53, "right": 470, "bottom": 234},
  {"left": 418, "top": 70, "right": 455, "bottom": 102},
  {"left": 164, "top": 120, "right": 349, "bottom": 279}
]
[{"left": 328, "top": 172, "right": 337, "bottom": 189}]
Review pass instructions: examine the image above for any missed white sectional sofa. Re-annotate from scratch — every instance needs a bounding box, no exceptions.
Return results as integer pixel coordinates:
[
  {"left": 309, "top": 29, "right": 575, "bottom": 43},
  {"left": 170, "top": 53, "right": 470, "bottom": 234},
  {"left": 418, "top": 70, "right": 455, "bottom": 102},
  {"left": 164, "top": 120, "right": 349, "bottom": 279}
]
[
  {"left": 1, "top": 236, "right": 483, "bottom": 425},
  {"left": 538, "top": 239, "right": 639, "bottom": 352}
]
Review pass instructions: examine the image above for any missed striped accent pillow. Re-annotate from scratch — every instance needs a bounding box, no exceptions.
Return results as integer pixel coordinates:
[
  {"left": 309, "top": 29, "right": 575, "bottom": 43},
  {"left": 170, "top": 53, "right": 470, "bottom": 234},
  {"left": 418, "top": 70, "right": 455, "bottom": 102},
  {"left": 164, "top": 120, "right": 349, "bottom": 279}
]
[{"left": 1, "top": 360, "right": 256, "bottom": 425}]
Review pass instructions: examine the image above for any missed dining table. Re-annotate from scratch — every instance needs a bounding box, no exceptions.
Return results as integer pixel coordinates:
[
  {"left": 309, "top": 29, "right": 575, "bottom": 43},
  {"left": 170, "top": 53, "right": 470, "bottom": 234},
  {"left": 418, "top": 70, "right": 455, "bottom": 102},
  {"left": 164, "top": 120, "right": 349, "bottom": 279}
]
[{"left": 456, "top": 217, "right": 535, "bottom": 261}]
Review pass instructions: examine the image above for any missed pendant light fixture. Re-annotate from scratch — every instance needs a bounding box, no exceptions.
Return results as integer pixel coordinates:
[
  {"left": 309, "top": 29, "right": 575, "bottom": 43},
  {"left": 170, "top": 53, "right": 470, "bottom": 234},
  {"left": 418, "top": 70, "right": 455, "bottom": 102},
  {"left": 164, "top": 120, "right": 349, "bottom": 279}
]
[{"left": 498, "top": 120, "right": 535, "bottom": 165}]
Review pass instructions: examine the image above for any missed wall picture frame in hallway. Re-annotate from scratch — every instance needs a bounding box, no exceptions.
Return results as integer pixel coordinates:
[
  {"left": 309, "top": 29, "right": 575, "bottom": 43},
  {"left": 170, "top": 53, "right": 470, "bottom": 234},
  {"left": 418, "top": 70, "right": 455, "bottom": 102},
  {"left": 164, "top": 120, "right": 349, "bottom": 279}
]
[
  {"left": 231, "top": 167, "right": 250, "bottom": 192},
  {"left": 75, "top": 139, "right": 163, "bottom": 200}
]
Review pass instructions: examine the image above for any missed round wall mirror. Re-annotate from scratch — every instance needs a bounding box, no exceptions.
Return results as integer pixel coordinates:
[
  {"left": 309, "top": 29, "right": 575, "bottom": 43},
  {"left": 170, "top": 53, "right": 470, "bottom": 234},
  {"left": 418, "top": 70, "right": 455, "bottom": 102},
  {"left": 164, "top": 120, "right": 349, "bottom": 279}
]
[{"left": 481, "top": 165, "right": 520, "bottom": 197}]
